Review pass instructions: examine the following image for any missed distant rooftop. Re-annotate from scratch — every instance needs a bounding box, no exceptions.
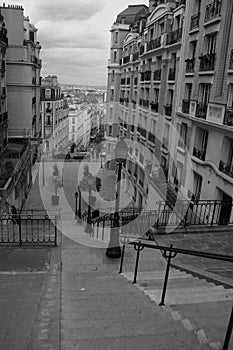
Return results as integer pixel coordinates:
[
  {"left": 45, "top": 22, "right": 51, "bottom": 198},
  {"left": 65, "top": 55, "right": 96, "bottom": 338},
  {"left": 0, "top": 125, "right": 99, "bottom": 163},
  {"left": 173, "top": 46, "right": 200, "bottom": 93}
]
[{"left": 116, "top": 4, "right": 148, "bottom": 24}]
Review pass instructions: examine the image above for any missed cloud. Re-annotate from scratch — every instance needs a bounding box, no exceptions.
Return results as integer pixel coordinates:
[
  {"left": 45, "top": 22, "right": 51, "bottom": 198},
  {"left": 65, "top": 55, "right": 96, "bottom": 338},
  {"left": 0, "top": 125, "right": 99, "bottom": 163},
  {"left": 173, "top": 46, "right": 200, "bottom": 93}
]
[
  {"left": 37, "top": 20, "right": 108, "bottom": 50},
  {"left": 32, "top": 0, "right": 106, "bottom": 22}
]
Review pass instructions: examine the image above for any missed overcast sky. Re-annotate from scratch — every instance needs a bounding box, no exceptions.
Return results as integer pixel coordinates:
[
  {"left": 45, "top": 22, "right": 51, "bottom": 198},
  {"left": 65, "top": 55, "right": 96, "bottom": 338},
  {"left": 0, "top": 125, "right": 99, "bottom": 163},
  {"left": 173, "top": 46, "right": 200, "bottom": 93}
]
[{"left": 9, "top": 0, "right": 147, "bottom": 86}]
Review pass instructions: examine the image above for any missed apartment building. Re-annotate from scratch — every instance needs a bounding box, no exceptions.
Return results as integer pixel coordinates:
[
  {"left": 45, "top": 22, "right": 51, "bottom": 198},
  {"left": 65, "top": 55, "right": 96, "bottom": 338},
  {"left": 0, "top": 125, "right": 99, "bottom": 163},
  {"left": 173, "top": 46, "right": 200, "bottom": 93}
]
[
  {"left": 41, "top": 76, "right": 69, "bottom": 153},
  {"left": 68, "top": 104, "right": 86, "bottom": 147},
  {"left": 174, "top": 0, "right": 233, "bottom": 224},
  {"left": 106, "top": 0, "right": 186, "bottom": 208},
  {"left": 0, "top": 4, "right": 41, "bottom": 141},
  {"left": 0, "top": 10, "right": 32, "bottom": 212}
]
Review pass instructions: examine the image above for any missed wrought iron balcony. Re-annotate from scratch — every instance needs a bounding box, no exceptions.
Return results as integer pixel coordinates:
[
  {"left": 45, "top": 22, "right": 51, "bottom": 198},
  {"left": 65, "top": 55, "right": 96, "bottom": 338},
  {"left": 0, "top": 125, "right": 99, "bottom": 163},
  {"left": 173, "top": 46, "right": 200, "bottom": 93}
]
[
  {"left": 193, "top": 147, "right": 206, "bottom": 161},
  {"left": 195, "top": 102, "right": 207, "bottom": 119},
  {"left": 148, "top": 132, "right": 155, "bottom": 144},
  {"left": 147, "top": 37, "right": 161, "bottom": 51},
  {"left": 219, "top": 160, "right": 233, "bottom": 178},
  {"left": 164, "top": 104, "right": 172, "bottom": 116},
  {"left": 190, "top": 13, "right": 200, "bottom": 31},
  {"left": 199, "top": 53, "right": 216, "bottom": 71},
  {"left": 223, "top": 107, "right": 233, "bottom": 126},
  {"left": 185, "top": 58, "right": 195, "bottom": 73},
  {"left": 139, "top": 99, "right": 149, "bottom": 108},
  {"left": 205, "top": 0, "right": 222, "bottom": 22},
  {"left": 229, "top": 49, "right": 233, "bottom": 69},
  {"left": 182, "top": 99, "right": 190, "bottom": 114},
  {"left": 167, "top": 27, "right": 182, "bottom": 46},
  {"left": 150, "top": 101, "right": 159, "bottom": 112},
  {"left": 168, "top": 68, "right": 176, "bottom": 81},
  {"left": 153, "top": 69, "right": 161, "bottom": 81}
]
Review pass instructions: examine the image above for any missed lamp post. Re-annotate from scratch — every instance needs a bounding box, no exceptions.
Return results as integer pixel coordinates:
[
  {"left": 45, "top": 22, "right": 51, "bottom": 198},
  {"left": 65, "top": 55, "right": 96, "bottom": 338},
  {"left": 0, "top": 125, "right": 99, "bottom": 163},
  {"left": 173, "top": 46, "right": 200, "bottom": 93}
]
[
  {"left": 85, "top": 174, "right": 94, "bottom": 233},
  {"left": 106, "top": 139, "right": 128, "bottom": 259},
  {"left": 100, "top": 152, "right": 106, "bottom": 168},
  {"left": 75, "top": 191, "right": 78, "bottom": 218},
  {"left": 42, "top": 156, "right": 45, "bottom": 186}
]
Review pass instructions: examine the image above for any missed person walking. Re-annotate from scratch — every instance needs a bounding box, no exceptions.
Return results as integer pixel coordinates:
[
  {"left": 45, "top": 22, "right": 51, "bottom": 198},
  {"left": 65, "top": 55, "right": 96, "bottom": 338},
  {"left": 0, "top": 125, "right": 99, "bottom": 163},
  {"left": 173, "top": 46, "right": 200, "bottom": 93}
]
[{"left": 11, "top": 205, "right": 19, "bottom": 225}]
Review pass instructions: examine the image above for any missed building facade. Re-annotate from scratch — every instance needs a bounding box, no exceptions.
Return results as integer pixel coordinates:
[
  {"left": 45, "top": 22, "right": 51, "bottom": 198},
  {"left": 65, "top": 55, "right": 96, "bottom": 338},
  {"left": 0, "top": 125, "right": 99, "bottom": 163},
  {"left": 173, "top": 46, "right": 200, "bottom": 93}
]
[
  {"left": 106, "top": 0, "right": 186, "bottom": 208},
  {"left": 0, "top": 4, "right": 41, "bottom": 141},
  {"left": 174, "top": 0, "right": 233, "bottom": 224},
  {"left": 41, "top": 76, "right": 69, "bottom": 153}
]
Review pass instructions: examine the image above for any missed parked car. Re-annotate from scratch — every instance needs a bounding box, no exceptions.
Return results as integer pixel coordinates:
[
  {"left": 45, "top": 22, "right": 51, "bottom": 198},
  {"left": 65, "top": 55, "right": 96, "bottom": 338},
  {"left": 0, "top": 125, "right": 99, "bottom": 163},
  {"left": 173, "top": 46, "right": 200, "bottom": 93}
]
[{"left": 72, "top": 152, "right": 88, "bottom": 160}]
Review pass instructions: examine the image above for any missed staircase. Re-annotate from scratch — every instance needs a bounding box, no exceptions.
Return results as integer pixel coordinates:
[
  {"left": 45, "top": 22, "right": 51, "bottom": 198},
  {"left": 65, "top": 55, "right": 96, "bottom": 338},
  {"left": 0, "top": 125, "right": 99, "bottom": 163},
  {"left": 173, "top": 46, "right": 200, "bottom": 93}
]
[{"left": 122, "top": 267, "right": 233, "bottom": 306}]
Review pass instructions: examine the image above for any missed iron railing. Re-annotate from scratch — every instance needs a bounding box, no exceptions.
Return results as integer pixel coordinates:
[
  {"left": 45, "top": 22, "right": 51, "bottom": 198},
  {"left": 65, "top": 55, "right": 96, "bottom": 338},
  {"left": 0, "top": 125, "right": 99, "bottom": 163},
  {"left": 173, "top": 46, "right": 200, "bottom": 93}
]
[
  {"left": 223, "top": 108, "right": 233, "bottom": 126},
  {"left": 199, "top": 53, "right": 216, "bottom": 71},
  {"left": 195, "top": 102, "right": 208, "bottom": 119},
  {"left": 205, "top": 0, "right": 222, "bottom": 22},
  {"left": 0, "top": 213, "right": 58, "bottom": 246},
  {"left": 147, "top": 37, "right": 161, "bottom": 51},
  {"left": 185, "top": 58, "right": 195, "bottom": 73}
]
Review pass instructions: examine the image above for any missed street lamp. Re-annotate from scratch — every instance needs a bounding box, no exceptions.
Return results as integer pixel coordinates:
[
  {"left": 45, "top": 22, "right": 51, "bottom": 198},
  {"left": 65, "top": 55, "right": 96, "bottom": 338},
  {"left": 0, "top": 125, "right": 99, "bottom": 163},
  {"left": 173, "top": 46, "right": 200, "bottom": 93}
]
[
  {"left": 78, "top": 186, "right": 82, "bottom": 222},
  {"left": 106, "top": 138, "right": 128, "bottom": 259},
  {"left": 75, "top": 191, "right": 78, "bottom": 218},
  {"left": 85, "top": 173, "right": 95, "bottom": 233}
]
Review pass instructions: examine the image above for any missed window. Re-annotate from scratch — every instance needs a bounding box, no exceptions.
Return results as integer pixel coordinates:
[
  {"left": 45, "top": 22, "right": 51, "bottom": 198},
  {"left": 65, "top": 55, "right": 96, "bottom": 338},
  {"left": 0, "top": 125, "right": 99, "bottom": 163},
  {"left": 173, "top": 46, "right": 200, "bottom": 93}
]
[
  {"left": 180, "top": 123, "right": 187, "bottom": 147},
  {"left": 112, "top": 70, "right": 115, "bottom": 81},
  {"left": 185, "top": 83, "right": 192, "bottom": 100},
  {"left": 198, "top": 83, "right": 211, "bottom": 105},
  {"left": 109, "top": 125, "right": 112, "bottom": 135},
  {"left": 227, "top": 84, "right": 233, "bottom": 108},
  {"left": 177, "top": 161, "right": 184, "bottom": 186},
  {"left": 193, "top": 128, "right": 208, "bottom": 160},
  {"left": 193, "top": 172, "right": 202, "bottom": 200},
  {"left": 72, "top": 126, "right": 75, "bottom": 132},
  {"left": 205, "top": 33, "right": 217, "bottom": 54},
  {"left": 115, "top": 32, "right": 118, "bottom": 43},
  {"left": 45, "top": 89, "right": 51, "bottom": 99},
  {"left": 46, "top": 116, "right": 51, "bottom": 125},
  {"left": 113, "top": 50, "right": 117, "bottom": 62},
  {"left": 72, "top": 117, "right": 75, "bottom": 124},
  {"left": 110, "top": 89, "right": 114, "bottom": 100},
  {"left": 72, "top": 134, "right": 75, "bottom": 142}
]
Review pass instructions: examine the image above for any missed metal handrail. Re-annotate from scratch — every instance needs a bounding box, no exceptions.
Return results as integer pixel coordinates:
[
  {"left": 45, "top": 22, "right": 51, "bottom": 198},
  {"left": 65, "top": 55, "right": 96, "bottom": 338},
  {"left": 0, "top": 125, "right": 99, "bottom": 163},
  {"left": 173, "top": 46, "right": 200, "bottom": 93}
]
[{"left": 119, "top": 239, "right": 233, "bottom": 349}]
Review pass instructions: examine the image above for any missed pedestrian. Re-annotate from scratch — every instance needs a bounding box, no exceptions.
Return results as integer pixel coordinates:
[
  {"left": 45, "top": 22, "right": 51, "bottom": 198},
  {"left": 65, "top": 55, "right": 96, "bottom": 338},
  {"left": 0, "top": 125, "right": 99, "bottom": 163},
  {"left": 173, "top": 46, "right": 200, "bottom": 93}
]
[{"left": 11, "top": 205, "right": 19, "bottom": 225}]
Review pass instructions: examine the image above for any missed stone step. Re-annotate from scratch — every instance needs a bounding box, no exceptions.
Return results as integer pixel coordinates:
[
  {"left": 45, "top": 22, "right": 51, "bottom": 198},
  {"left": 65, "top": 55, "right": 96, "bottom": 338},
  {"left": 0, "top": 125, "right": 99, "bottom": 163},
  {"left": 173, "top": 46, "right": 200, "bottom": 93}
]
[
  {"left": 122, "top": 270, "right": 194, "bottom": 281},
  {"left": 139, "top": 277, "right": 217, "bottom": 290}
]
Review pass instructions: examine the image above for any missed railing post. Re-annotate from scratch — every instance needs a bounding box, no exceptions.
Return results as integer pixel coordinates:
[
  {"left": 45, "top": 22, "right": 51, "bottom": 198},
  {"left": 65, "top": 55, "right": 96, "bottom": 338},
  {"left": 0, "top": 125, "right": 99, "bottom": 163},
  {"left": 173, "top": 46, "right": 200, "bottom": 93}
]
[
  {"left": 211, "top": 200, "right": 217, "bottom": 226},
  {"left": 222, "top": 306, "right": 233, "bottom": 350},
  {"left": 18, "top": 216, "right": 22, "bottom": 247},
  {"left": 133, "top": 241, "right": 144, "bottom": 284},
  {"left": 119, "top": 244, "right": 126, "bottom": 274},
  {"left": 54, "top": 215, "right": 57, "bottom": 246},
  {"left": 159, "top": 244, "right": 176, "bottom": 306}
]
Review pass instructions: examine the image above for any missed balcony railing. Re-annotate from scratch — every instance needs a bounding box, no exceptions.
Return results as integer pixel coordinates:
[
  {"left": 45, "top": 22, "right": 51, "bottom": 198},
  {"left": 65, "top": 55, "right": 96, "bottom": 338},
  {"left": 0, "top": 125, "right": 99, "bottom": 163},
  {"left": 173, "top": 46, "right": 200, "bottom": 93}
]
[
  {"left": 205, "top": 0, "right": 222, "bottom": 22},
  {"left": 193, "top": 147, "right": 206, "bottom": 161},
  {"left": 132, "top": 52, "right": 139, "bottom": 61},
  {"left": 147, "top": 36, "right": 161, "bottom": 51},
  {"left": 199, "top": 53, "right": 216, "bottom": 71},
  {"left": 185, "top": 58, "right": 195, "bottom": 73},
  {"left": 150, "top": 101, "right": 159, "bottom": 112},
  {"left": 219, "top": 160, "right": 233, "bottom": 178},
  {"left": 229, "top": 49, "right": 233, "bottom": 69},
  {"left": 168, "top": 68, "right": 176, "bottom": 81},
  {"left": 195, "top": 102, "right": 208, "bottom": 119},
  {"left": 190, "top": 13, "right": 200, "bottom": 30},
  {"left": 182, "top": 99, "right": 190, "bottom": 114},
  {"left": 223, "top": 107, "right": 233, "bottom": 126},
  {"left": 138, "top": 126, "right": 147, "bottom": 139},
  {"left": 164, "top": 104, "right": 172, "bottom": 116},
  {"left": 148, "top": 132, "right": 155, "bottom": 144},
  {"left": 153, "top": 69, "right": 161, "bottom": 81},
  {"left": 167, "top": 27, "right": 182, "bottom": 46}
]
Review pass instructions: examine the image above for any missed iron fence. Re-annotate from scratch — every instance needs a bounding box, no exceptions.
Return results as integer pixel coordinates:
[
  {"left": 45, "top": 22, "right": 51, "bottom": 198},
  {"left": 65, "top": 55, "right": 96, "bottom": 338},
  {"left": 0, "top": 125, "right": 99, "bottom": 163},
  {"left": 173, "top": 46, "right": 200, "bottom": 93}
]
[{"left": 0, "top": 214, "right": 57, "bottom": 246}]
